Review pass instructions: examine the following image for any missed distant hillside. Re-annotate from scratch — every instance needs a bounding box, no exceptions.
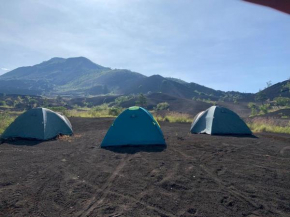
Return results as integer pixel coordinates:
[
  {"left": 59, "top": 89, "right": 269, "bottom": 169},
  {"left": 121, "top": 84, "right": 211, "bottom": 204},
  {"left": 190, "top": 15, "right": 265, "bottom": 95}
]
[
  {"left": 0, "top": 56, "right": 277, "bottom": 102},
  {"left": 0, "top": 57, "right": 145, "bottom": 96},
  {"left": 259, "top": 80, "right": 290, "bottom": 100}
]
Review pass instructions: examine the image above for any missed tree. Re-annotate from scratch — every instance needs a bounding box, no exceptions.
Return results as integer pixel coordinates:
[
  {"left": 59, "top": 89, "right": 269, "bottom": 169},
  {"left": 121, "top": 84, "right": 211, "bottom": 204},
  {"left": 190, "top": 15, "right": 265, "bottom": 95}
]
[
  {"left": 56, "top": 95, "right": 62, "bottom": 103},
  {"left": 248, "top": 102, "right": 258, "bottom": 116},
  {"left": 255, "top": 91, "right": 267, "bottom": 105},
  {"left": 266, "top": 81, "right": 272, "bottom": 88},
  {"left": 155, "top": 102, "right": 169, "bottom": 111},
  {"left": 136, "top": 94, "right": 147, "bottom": 107}
]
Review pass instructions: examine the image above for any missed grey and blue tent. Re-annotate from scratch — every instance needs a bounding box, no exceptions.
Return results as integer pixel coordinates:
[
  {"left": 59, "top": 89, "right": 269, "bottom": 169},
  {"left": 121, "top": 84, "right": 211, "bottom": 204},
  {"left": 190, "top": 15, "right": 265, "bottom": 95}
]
[
  {"left": 190, "top": 106, "right": 252, "bottom": 135},
  {"left": 1, "top": 108, "right": 73, "bottom": 140},
  {"left": 101, "top": 106, "right": 166, "bottom": 147}
]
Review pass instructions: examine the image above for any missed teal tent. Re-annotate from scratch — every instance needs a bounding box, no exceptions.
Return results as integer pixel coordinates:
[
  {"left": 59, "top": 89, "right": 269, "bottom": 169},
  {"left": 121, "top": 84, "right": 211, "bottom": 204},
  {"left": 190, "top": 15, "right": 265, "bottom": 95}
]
[
  {"left": 101, "top": 106, "right": 166, "bottom": 147},
  {"left": 1, "top": 108, "right": 73, "bottom": 140},
  {"left": 190, "top": 106, "right": 252, "bottom": 135}
]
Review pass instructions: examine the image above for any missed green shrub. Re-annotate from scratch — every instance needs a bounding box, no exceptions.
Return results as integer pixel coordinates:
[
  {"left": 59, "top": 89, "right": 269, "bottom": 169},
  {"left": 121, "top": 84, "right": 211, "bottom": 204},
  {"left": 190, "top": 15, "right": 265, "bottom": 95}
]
[
  {"left": 48, "top": 106, "right": 69, "bottom": 116},
  {"left": 248, "top": 102, "right": 258, "bottom": 116},
  {"left": 108, "top": 107, "right": 123, "bottom": 116},
  {"left": 136, "top": 94, "right": 147, "bottom": 107},
  {"left": 92, "top": 104, "right": 109, "bottom": 111},
  {"left": 115, "top": 96, "right": 133, "bottom": 106},
  {"left": 0, "top": 101, "right": 6, "bottom": 106},
  {"left": 155, "top": 102, "right": 169, "bottom": 111},
  {"left": 259, "top": 104, "right": 270, "bottom": 115},
  {"left": 274, "top": 97, "right": 290, "bottom": 106}
]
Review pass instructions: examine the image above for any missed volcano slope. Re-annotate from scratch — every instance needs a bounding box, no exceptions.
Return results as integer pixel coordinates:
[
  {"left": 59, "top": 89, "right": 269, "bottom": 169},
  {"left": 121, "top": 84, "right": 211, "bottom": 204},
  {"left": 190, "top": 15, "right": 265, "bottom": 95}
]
[{"left": 1, "top": 118, "right": 290, "bottom": 217}]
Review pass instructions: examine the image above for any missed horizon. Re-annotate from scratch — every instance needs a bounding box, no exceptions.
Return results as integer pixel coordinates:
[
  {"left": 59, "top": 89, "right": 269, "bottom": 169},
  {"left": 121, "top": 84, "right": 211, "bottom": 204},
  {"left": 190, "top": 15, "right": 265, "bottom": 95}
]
[{"left": 0, "top": 0, "right": 289, "bottom": 92}]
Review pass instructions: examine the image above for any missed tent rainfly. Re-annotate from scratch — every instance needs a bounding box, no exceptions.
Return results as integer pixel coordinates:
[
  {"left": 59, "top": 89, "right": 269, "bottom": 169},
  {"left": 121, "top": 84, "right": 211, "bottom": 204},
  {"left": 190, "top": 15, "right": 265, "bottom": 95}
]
[
  {"left": 101, "top": 106, "right": 166, "bottom": 147},
  {"left": 1, "top": 108, "right": 73, "bottom": 140},
  {"left": 190, "top": 106, "right": 252, "bottom": 135}
]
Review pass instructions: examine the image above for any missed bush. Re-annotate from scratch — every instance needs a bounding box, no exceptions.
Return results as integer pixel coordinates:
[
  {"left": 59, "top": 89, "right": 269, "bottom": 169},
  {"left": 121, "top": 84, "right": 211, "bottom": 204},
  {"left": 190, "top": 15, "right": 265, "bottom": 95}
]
[
  {"left": 136, "top": 94, "right": 147, "bottom": 107},
  {"left": 48, "top": 106, "right": 69, "bottom": 116},
  {"left": 108, "top": 107, "right": 123, "bottom": 116},
  {"left": 274, "top": 97, "right": 290, "bottom": 106},
  {"left": 248, "top": 102, "right": 258, "bottom": 116},
  {"left": 0, "top": 101, "right": 6, "bottom": 106},
  {"left": 155, "top": 102, "right": 169, "bottom": 111},
  {"left": 259, "top": 104, "right": 270, "bottom": 115},
  {"left": 92, "top": 104, "right": 109, "bottom": 111},
  {"left": 115, "top": 96, "right": 133, "bottom": 106}
]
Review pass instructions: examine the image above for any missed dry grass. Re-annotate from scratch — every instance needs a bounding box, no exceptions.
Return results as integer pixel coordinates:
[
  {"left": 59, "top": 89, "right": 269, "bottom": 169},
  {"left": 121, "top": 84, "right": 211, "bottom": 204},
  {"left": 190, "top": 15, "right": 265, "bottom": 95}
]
[
  {"left": 0, "top": 112, "right": 16, "bottom": 135},
  {"left": 247, "top": 117, "right": 290, "bottom": 134},
  {"left": 154, "top": 112, "right": 192, "bottom": 123},
  {"left": 66, "top": 109, "right": 115, "bottom": 118}
]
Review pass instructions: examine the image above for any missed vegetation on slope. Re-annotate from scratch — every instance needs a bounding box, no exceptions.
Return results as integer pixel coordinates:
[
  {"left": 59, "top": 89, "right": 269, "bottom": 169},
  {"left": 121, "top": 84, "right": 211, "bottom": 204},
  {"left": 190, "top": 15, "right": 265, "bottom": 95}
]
[
  {"left": 0, "top": 113, "right": 16, "bottom": 135},
  {"left": 247, "top": 117, "right": 290, "bottom": 134}
]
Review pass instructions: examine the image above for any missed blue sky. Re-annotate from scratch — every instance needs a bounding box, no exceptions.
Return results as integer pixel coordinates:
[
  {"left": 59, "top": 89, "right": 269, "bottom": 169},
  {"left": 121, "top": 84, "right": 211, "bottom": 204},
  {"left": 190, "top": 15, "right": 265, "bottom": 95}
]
[{"left": 0, "top": 0, "right": 289, "bottom": 93}]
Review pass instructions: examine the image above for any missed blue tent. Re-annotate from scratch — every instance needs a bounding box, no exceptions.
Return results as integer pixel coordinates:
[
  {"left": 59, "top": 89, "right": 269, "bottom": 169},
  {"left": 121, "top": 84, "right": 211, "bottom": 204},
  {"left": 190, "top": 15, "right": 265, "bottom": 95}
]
[
  {"left": 190, "top": 106, "right": 252, "bottom": 135},
  {"left": 101, "top": 106, "right": 166, "bottom": 147},
  {"left": 1, "top": 108, "right": 73, "bottom": 140}
]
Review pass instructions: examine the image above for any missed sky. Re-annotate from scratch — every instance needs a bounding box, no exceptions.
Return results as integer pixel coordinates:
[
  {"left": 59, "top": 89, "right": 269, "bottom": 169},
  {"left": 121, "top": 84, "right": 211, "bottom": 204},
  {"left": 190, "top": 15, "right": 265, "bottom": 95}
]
[{"left": 0, "top": 0, "right": 289, "bottom": 93}]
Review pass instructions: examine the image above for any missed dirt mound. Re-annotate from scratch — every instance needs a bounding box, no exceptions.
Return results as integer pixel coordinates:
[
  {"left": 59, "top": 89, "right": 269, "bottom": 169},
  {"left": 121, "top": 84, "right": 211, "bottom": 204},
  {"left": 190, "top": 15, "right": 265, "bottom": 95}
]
[{"left": 1, "top": 117, "right": 290, "bottom": 216}]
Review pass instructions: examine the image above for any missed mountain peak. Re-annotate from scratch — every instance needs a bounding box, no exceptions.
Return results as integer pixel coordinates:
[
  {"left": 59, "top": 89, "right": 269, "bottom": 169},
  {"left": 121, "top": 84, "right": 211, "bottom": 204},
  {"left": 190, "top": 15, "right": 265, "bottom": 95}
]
[{"left": 48, "top": 57, "right": 65, "bottom": 61}]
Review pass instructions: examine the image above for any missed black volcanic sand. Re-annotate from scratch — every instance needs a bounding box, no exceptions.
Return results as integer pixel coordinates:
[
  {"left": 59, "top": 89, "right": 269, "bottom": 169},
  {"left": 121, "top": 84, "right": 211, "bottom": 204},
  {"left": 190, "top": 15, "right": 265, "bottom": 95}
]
[{"left": 1, "top": 118, "right": 290, "bottom": 217}]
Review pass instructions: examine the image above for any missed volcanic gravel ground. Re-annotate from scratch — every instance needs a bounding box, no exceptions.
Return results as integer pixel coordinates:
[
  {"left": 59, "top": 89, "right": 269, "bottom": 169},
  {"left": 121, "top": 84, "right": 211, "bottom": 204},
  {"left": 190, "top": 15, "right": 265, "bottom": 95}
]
[{"left": 1, "top": 117, "right": 290, "bottom": 217}]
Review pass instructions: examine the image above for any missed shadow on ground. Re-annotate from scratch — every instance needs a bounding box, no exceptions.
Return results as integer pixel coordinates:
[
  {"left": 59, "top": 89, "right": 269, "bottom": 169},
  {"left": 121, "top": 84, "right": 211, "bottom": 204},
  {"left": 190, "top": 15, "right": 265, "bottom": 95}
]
[
  {"left": 213, "top": 134, "right": 259, "bottom": 139},
  {"left": 1, "top": 139, "right": 44, "bottom": 146},
  {"left": 102, "top": 144, "right": 167, "bottom": 154}
]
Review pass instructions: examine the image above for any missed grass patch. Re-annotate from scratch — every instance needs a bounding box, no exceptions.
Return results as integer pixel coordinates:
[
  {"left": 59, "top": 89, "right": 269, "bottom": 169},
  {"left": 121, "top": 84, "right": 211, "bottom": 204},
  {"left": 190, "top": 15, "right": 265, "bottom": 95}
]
[
  {"left": 0, "top": 112, "right": 16, "bottom": 135},
  {"left": 247, "top": 118, "right": 290, "bottom": 134},
  {"left": 54, "top": 105, "right": 124, "bottom": 118},
  {"left": 155, "top": 112, "right": 192, "bottom": 123},
  {"left": 67, "top": 109, "right": 116, "bottom": 118}
]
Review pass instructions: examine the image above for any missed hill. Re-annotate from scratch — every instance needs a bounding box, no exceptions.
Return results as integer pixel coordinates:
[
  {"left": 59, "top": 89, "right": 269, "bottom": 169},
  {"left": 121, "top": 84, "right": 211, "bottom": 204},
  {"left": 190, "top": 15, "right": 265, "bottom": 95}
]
[
  {"left": 0, "top": 57, "right": 145, "bottom": 96},
  {"left": 259, "top": 80, "right": 290, "bottom": 100},
  {"left": 2, "top": 56, "right": 286, "bottom": 103}
]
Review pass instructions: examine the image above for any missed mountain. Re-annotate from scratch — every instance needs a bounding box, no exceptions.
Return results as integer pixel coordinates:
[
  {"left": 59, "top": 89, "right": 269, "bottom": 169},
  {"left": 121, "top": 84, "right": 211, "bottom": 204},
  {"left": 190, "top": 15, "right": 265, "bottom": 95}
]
[
  {"left": 0, "top": 57, "right": 145, "bottom": 96},
  {"left": 0, "top": 57, "right": 254, "bottom": 101}
]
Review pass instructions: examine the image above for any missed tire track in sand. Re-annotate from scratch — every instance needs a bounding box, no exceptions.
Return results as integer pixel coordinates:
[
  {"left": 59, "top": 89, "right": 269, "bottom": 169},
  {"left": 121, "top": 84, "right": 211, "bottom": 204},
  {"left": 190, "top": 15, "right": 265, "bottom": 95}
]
[
  {"left": 171, "top": 147, "right": 276, "bottom": 215},
  {"left": 79, "top": 155, "right": 133, "bottom": 217},
  {"left": 78, "top": 155, "right": 130, "bottom": 216},
  {"left": 280, "top": 146, "right": 290, "bottom": 156}
]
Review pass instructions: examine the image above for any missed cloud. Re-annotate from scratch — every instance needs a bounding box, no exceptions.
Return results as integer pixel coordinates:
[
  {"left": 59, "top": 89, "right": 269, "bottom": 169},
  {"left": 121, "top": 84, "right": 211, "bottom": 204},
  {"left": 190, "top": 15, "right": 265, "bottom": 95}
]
[{"left": 1, "top": 68, "right": 9, "bottom": 71}]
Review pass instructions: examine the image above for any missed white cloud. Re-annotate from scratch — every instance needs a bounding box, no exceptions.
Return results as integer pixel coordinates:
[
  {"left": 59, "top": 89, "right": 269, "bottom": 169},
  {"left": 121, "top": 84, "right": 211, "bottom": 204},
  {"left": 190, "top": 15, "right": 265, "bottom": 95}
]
[{"left": 1, "top": 68, "right": 9, "bottom": 71}]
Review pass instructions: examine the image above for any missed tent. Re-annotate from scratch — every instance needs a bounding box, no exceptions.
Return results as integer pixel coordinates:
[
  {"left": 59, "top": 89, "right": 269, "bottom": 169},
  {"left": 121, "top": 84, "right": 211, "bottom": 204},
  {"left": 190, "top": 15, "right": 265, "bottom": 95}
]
[
  {"left": 101, "top": 106, "right": 166, "bottom": 147},
  {"left": 190, "top": 106, "right": 252, "bottom": 135},
  {"left": 243, "top": 0, "right": 290, "bottom": 14},
  {"left": 1, "top": 108, "right": 73, "bottom": 140}
]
